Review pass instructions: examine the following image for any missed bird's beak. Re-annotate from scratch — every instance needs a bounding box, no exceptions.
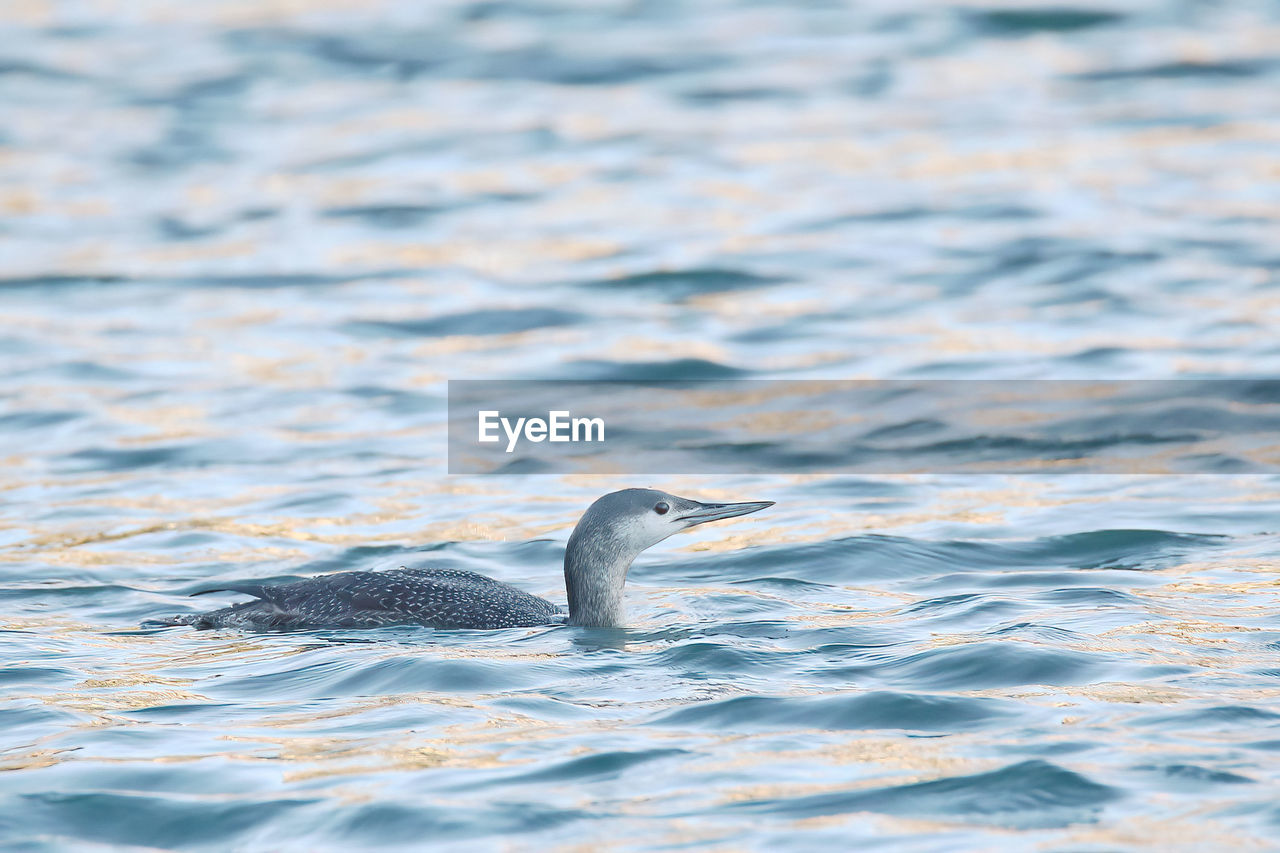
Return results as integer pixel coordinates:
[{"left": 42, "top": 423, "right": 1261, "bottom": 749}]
[{"left": 677, "top": 499, "right": 774, "bottom": 526}]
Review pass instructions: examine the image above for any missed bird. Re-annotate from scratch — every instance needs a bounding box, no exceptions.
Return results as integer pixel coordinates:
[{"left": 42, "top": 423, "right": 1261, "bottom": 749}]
[{"left": 151, "top": 488, "right": 773, "bottom": 631}]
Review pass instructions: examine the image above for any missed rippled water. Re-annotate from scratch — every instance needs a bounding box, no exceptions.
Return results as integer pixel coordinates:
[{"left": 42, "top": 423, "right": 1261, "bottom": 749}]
[{"left": 3, "top": 0, "right": 1280, "bottom": 849}]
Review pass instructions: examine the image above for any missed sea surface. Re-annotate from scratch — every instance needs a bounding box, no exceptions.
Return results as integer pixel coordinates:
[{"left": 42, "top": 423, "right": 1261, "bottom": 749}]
[{"left": 2, "top": 0, "right": 1280, "bottom": 849}]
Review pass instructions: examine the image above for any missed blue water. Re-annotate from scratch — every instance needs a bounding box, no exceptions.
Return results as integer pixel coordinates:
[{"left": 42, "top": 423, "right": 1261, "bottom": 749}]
[{"left": 3, "top": 0, "right": 1280, "bottom": 849}]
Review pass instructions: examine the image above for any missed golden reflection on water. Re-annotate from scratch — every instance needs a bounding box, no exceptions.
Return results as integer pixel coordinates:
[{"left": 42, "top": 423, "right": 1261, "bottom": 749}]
[{"left": 1061, "top": 816, "right": 1272, "bottom": 853}]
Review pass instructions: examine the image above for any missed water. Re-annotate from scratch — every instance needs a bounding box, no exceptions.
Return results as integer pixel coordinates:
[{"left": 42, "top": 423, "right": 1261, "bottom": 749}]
[{"left": 2, "top": 0, "right": 1280, "bottom": 848}]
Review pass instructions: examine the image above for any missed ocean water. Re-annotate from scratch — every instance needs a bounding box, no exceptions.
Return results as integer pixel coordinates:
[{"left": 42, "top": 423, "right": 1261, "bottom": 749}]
[{"left": 3, "top": 0, "right": 1280, "bottom": 849}]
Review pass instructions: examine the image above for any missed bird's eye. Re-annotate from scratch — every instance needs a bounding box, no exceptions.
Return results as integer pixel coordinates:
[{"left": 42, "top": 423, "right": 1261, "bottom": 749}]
[{"left": 654, "top": 502, "right": 669, "bottom": 515}]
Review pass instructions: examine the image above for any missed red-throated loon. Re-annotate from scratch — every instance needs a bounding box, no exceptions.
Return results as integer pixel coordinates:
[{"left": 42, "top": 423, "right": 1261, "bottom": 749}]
[{"left": 152, "top": 489, "right": 773, "bottom": 631}]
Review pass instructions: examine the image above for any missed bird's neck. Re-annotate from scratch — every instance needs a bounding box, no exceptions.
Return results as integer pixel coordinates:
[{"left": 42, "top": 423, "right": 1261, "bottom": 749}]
[{"left": 563, "top": 529, "right": 634, "bottom": 628}]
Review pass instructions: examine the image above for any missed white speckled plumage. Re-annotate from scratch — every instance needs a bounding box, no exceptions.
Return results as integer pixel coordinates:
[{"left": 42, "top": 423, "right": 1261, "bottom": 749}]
[{"left": 157, "top": 489, "right": 772, "bottom": 631}]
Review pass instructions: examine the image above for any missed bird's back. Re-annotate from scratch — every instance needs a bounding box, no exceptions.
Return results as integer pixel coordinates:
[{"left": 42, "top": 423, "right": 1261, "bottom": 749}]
[{"left": 167, "top": 568, "right": 562, "bottom": 631}]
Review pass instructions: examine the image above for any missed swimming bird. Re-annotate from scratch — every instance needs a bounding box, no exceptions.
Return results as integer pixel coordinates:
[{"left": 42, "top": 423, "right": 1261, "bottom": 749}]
[{"left": 154, "top": 488, "right": 773, "bottom": 631}]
